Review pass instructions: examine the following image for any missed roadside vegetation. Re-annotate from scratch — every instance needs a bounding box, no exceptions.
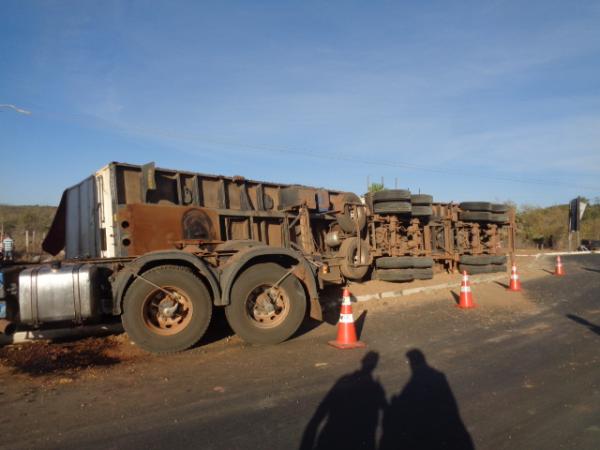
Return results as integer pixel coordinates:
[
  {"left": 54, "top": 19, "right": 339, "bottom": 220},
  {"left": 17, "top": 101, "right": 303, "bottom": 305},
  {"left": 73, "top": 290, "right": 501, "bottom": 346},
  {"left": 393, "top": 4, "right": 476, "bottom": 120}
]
[
  {"left": 0, "top": 204, "right": 57, "bottom": 256},
  {"left": 516, "top": 198, "right": 600, "bottom": 249}
]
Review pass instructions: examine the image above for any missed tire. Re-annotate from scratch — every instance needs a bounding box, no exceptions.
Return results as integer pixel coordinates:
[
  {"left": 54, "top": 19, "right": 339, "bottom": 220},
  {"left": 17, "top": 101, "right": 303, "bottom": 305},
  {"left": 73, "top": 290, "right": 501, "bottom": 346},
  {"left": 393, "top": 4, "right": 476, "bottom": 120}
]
[
  {"left": 491, "top": 203, "right": 509, "bottom": 213},
  {"left": 373, "top": 201, "right": 412, "bottom": 214},
  {"left": 338, "top": 237, "right": 370, "bottom": 280},
  {"left": 461, "top": 254, "right": 507, "bottom": 266},
  {"left": 490, "top": 255, "right": 507, "bottom": 265},
  {"left": 458, "top": 264, "right": 507, "bottom": 275},
  {"left": 375, "top": 256, "right": 434, "bottom": 269},
  {"left": 459, "top": 255, "right": 495, "bottom": 265},
  {"left": 407, "top": 257, "right": 434, "bottom": 269},
  {"left": 489, "top": 213, "right": 508, "bottom": 223},
  {"left": 490, "top": 264, "right": 507, "bottom": 273},
  {"left": 459, "top": 211, "right": 492, "bottom": 222},
  {"left": 409, "top": 268, "right": 434, "bottom": 280},
  {"left": 373, "top": 269, "right": 414, "bottom": 282},
  {"left": 411, "top": 205, "right": 433, "bottom": 217},
  {"left": 372, "top": 189, "right": 411, "bottom": 202},
  {"left": 225, "top": 263, "right": 306, "bottom": 344},
  {"left": 459, "top": 202, "right": 492, "bottom": 212},
  {"left": 122, "top": 265, "right": 212, "bottom": 353},
  {"left": 336, "top": 193, "right": 367, "bottom": 233},
  {"left": 411, "top": 194, "right": 433, "bottom": 205}
]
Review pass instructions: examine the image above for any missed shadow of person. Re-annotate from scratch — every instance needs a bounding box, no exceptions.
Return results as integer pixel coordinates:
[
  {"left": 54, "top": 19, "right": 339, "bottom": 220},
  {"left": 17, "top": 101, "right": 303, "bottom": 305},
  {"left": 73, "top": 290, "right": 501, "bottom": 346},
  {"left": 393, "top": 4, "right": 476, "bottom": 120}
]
[
  {"left": 380, "top": 349, "right": 474, "bottom": 450},
  {"left": 566, "top": 313, "right": 600, "bottom": 336},
  {"left": 299, "top": 351, "right": 386, "bottom": 450}
]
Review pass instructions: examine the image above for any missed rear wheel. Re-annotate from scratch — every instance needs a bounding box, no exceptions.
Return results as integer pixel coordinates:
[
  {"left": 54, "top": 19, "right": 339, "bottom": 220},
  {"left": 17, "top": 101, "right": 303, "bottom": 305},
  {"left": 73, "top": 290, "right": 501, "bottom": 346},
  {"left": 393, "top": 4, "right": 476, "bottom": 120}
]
[
  {"left": 122, "top": 265, "right": 212, "bottom": 353},
  {"left": 459, "top": 202, "right": 492, "bottom": 212},
  {"left": 489, "top": 213, "right": 509, "bottom": 223},
  {"left": 490, "top": 255, "right": 507, "bottom": 265},
  {"left": 373, "top": 201, "right": 412, "bottom": 214},
  {"left": 411, "top": 205, "right": 433, "bottom": 217},
  {"left": 336, "top": 193, "right": 367, "bottom": 233},
  {"left": 225, "top": 263, "right": 306, "bottom": 344},
  {"left": 459, "top": 264, "right": 507, "bottom": 275},
  {"left": 459, "top": 255, "right": 494, "bottom": 265},
  {"left": 375, "top": 256, "right": 434, "bottom": 269},
  {"left": 373, "top": 269, "right": 414, "bottom": 282},
  {"left": 338, "top": 237, "right": 370, "bottom": 280},
  {"left": 337, "top": 205, "right": 367, "bottom": 233},
  {"left": 372, "top": 189, "right": 411, "bottom": 202},
  {"left": 491, "top": 203, "right": 509, "bottom": 213},
  {"left": 459, "top": 211, "right": 492, "bottom": 222},
  {"left": 410, "top": 268, "right": 434, "bottom": 280},
  {"left": 411, "top": 194, "right": 433, "bottom": 205}
]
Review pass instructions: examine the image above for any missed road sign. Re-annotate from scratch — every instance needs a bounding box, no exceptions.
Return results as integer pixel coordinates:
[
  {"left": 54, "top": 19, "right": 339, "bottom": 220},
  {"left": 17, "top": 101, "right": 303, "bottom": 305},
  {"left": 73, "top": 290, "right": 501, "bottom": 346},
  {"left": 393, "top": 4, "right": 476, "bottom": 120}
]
[{"left": 569, "top": 197, "right": 587, "bottom": 232}]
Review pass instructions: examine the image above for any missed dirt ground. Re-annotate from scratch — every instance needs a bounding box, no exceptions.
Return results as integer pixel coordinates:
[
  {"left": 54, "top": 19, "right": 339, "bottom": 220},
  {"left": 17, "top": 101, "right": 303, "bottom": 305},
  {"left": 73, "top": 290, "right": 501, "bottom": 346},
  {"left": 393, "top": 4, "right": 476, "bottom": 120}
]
[
  {"left": 0, "top": 254, "right": 549, "bottom": 391},
  {"left": 0, "top": 254, "right": 597, "bottom": 449}
]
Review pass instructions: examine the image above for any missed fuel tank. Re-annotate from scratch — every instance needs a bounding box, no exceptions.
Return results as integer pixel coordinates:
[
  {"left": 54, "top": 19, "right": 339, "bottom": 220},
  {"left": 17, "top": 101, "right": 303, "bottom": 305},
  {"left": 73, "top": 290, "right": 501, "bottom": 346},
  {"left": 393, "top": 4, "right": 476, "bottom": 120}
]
[{"left": 18, "top": 262, "right": 106, "bottom": 325}]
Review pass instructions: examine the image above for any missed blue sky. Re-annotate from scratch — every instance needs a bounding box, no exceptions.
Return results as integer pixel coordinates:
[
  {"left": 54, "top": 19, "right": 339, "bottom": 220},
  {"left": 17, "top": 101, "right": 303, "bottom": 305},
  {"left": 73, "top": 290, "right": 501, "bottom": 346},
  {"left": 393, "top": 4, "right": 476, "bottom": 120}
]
[{"left": 1, "top": 0, "right": 599, "bottom": 206}]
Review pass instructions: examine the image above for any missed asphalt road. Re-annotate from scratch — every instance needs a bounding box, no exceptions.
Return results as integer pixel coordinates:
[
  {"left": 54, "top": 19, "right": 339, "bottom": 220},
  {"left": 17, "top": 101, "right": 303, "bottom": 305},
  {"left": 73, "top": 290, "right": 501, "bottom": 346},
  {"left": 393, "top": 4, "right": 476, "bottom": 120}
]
[{"left": 1, "top": 254, "right": 599, "bottom": 450}]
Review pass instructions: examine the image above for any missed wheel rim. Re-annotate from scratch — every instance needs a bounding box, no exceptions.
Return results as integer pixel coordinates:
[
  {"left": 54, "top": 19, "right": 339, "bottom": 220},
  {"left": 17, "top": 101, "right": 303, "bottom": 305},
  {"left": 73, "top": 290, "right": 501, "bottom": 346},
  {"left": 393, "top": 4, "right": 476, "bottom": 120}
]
[
  {"left": 244, "top": 284, "right": 291, "bottom": 329},
  {"left": 141, "top": 286, "right": 193, "bottom": 336}
]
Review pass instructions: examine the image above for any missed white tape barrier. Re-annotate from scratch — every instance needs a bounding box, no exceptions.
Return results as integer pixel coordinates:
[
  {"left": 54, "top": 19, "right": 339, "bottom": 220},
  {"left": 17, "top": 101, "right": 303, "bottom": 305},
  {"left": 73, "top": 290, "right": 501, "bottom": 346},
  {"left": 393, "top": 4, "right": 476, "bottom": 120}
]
[{"left": 515, "top": 250, "right": 600, "bottom": 258}]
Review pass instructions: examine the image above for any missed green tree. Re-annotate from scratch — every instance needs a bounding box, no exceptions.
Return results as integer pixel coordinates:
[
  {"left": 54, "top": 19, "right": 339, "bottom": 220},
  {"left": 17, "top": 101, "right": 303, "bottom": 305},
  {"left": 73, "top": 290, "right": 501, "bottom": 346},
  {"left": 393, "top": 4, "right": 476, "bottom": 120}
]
[{"left": 368, "top": 182, "right": 384, "bottom": 193}]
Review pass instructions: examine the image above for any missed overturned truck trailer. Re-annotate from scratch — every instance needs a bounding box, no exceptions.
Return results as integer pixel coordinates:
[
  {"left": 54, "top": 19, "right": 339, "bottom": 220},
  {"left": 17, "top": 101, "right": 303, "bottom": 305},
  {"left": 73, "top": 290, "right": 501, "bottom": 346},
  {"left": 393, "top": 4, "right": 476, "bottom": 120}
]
[{"left": 0, "top": 162, "right": 513, "bottom": 353}]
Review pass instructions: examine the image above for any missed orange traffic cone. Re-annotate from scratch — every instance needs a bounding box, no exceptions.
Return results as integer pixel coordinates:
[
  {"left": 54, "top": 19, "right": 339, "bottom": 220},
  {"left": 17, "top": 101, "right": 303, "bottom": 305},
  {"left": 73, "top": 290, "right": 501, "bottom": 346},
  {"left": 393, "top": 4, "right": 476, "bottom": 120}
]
[
  {"left": 555, "top": 256, "right": 565, "bottom": 276},
  {"left": 457, "top": 271, "right": 476, "bottom": 309},
  {"left": 508, "top": 263, "right": 522, "bottom": 291},
  {"left": 329, "top": 288, "right": 366, "bottom": 349}
]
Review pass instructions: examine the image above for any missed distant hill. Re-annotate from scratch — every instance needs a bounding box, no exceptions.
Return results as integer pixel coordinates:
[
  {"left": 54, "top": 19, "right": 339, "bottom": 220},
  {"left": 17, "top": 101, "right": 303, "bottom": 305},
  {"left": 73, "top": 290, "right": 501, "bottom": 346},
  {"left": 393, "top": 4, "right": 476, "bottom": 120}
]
[{"left": 517, "top": 201, "right": 600, "bottom": 249}]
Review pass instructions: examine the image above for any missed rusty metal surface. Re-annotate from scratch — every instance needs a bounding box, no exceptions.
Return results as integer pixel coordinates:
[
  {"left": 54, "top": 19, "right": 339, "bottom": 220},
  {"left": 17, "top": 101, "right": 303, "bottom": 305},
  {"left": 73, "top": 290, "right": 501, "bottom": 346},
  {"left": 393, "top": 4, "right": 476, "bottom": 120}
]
[
  {"left": 113, "top": 161, "right": 347, "bottom": 213},
  {"left": 46, "top": 161, "right": 516, "bottom": 286},
  {"left": 366, "top": 201, "right": 514, "bottom": 274},
  {"left": 110, "top": 162, "right": 353, "bottom": 263},
  {"left": 117, "top": 204, "right": 220, "bottom": 257}
]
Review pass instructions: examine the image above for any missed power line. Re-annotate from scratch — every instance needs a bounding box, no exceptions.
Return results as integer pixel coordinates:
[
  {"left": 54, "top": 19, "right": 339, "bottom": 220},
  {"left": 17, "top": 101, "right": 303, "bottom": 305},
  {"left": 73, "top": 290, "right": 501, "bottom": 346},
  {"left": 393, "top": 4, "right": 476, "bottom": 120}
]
[
  {"left": 18, "top": 105, "right": 600, "bottom": 193},
  {"left": 110, "top": 121, "right": 600, "bottom": 192}
]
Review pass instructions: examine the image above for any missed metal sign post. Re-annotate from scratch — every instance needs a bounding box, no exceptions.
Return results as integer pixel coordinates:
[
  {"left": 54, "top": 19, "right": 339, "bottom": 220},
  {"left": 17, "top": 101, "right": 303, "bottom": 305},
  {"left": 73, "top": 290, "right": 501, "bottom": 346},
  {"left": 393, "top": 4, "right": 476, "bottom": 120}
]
[{"left": 568, "top": 197, "right": 588, "bottom": 250}]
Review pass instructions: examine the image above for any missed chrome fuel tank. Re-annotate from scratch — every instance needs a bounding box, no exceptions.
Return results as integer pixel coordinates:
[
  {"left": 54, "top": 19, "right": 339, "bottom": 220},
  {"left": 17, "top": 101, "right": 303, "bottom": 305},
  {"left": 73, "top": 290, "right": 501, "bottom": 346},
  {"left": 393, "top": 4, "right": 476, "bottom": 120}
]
[{"left": 18, "top": 263, "right": 103, "bottom": 325}]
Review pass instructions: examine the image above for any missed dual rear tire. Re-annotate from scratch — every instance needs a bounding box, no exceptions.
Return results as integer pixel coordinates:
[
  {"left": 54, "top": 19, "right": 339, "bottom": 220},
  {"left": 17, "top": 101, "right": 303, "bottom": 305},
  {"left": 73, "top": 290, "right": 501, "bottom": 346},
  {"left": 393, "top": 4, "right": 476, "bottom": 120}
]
[
  {"left": 373, "top": 256, "right": 434, "bottom": 282},
  {"left": 225, "top": 263, "right": 306, "bottom": 345},
  {"left": 459, "top": 202, "right": 509, "bottom": 223},
  {"left": 370, "top": 190, "right": 433, "bottom": 218},
  {"left": 123, "top": 263, "right": 307, "bottom": 353},
  {"left": 122, "top": 266, "right": 212, "bottom": 354},
  {"left": 458, "top": 254, "right": 507, "bottom": 275}
]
